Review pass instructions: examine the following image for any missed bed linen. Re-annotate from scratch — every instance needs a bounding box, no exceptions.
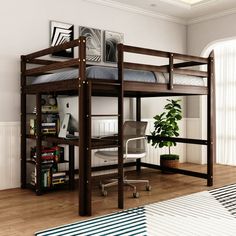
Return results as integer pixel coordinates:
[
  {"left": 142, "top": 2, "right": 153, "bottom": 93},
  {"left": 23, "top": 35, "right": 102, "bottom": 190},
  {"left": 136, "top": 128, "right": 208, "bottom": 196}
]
[{"left": 29, "top": 66, "right": 205, "bottom": 86}]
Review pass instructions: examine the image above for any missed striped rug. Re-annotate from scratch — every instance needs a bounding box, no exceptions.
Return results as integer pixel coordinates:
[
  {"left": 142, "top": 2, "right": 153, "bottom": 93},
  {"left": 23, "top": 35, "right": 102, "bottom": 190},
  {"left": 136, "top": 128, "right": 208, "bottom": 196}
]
[{"left": 35, "top": 184, "right": 236, "bottom": 236}]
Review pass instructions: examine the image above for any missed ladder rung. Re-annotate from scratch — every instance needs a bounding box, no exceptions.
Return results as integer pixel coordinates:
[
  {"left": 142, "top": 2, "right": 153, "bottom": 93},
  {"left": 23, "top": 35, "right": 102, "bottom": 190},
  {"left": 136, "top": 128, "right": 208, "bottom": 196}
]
[{"left": 91, "top": 114, "right": 120, "bottom": 117}]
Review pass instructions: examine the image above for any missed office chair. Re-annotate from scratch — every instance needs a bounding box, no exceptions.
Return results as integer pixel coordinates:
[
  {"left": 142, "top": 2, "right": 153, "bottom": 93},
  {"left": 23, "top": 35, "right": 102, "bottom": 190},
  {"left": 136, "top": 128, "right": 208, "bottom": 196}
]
[{"left": 95, "top": 121, "right": 151, "bottom": 198}]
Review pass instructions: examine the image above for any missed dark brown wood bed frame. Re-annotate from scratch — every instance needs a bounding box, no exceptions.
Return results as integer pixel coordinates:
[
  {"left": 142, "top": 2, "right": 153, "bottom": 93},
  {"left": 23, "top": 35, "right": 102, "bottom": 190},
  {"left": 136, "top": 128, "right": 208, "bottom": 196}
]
[{"left": 21, "top": 36, "right": 215, "bottom": 216}]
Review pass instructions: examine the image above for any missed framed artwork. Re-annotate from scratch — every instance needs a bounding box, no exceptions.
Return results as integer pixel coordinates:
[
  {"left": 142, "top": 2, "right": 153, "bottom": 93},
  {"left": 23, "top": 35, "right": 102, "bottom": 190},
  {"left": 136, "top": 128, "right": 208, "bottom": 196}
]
[
  {"left": 104, "top": 30, "right": 124, "bottom": 63},
  {"left": 79, "top": 26, "right": 101, "bottom": 62},
  {"left": 50, "top": 21, "right": 74, "bottom": 58}
]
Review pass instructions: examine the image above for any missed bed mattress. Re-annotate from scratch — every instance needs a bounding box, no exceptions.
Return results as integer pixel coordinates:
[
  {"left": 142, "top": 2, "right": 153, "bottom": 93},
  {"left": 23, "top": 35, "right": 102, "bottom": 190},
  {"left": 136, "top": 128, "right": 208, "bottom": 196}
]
[{"left": 29, "top": 66, "right": 206, "bottom": 86}]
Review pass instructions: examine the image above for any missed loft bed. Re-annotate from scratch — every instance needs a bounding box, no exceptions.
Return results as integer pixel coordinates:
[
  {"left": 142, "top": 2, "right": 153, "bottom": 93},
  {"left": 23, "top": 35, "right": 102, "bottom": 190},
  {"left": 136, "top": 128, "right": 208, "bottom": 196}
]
[{"left": 21, "top": 36, "right": 215, "bottom": 216}]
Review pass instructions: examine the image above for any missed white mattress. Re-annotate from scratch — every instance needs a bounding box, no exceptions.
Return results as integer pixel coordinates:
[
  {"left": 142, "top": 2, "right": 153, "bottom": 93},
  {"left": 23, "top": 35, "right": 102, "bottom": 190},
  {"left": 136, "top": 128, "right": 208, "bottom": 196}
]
[{"left": 28, "top": 66, "right": 206, "bottom": 86}]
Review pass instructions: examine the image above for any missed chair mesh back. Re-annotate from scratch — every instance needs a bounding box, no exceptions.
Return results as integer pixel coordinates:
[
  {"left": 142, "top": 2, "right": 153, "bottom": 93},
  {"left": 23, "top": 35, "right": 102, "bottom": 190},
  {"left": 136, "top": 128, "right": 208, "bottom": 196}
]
[{"left": 123, "top": 121, "right": 147, "bottom": 154}]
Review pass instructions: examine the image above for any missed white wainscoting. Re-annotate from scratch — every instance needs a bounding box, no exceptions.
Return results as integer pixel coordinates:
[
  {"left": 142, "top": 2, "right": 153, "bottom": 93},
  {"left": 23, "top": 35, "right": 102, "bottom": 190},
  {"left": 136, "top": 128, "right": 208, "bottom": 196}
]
[{"left": 0, "top": 122, "right": 20, "bottom": 190}]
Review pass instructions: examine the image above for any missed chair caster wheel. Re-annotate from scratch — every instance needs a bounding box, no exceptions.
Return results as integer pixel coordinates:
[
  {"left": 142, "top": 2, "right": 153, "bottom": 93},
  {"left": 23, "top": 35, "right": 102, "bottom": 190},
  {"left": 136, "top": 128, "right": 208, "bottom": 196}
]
[
  {"left": 102, "top": 190, "right": 108, "bottom": 197},
  {"left": 146, "top": 185, "right": 152, "bottom": 191},
  {"left": 133, "top": 192, "right": 140, "bottom": 198}
]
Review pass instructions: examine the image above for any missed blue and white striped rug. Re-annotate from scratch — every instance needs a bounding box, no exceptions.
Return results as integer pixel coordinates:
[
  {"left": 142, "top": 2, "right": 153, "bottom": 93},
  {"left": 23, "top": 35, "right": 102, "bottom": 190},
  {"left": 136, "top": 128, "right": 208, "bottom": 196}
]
[{"left": 35, "top": 184, "right": 236, "bottom": 236}]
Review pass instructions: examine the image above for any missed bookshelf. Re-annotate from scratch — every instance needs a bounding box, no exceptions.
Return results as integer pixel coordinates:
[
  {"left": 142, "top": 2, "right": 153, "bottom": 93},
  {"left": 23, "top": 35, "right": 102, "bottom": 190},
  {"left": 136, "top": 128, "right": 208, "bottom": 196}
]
[
  {"left": 24, "top": 95, "right": 75, "bottom": 195},
  {"left": 23, "top": 94, "right": 119, "bottom": 195}
]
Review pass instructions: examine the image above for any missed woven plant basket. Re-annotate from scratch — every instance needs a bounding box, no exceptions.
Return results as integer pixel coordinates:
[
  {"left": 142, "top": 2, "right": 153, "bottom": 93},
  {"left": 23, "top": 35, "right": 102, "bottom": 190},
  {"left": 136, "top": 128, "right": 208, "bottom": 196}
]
[{"left": 160, "top": 154, "right": 179, "bottom": 174}]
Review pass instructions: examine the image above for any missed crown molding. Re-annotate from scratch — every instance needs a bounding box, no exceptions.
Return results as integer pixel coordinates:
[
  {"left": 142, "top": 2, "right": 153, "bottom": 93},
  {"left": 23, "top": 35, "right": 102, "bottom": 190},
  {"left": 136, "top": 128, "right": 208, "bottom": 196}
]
[
  {"left": 84, "top": 0, "right": 236, "bottom": 26},
  {"left": 188, "top": 7, "right": 236, "bottom": 25},
  {"left": 84, "top": 0, "right": 187, "bottom": 25}
]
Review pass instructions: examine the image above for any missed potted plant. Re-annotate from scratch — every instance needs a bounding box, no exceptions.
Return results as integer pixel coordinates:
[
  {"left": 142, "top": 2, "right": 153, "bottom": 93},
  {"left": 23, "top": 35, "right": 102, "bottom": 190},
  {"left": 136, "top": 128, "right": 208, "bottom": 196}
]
[{"left": 148, "top": 99, "right": 182, "bottom": 172}]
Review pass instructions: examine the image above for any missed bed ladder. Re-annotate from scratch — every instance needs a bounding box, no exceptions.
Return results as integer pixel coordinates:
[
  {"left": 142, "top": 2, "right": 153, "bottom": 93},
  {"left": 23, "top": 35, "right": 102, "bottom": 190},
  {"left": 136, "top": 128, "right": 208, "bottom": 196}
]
[{"left": 78, "top": 38, "right": 125, "bottom": 216}]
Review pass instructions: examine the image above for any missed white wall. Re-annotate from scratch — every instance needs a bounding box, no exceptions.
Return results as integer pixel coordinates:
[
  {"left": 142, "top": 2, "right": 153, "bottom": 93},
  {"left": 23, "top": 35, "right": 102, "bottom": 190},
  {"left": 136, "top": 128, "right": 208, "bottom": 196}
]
[
  {"left": 0, "top": 0, "right": 187, "bottom": 122},
  {"left": 188, "top": 13, "right": 236, "bottom": 56},
  {"left": 186, "top": 14, "right": 236, "bottom": 164},
  {"left": 0, "top": 0, "right": 187, "bottom": 189}
]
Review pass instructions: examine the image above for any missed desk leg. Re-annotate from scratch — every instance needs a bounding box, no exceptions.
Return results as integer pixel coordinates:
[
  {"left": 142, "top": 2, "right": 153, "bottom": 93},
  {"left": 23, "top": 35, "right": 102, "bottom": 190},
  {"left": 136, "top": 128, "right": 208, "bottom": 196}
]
[{"left": 69, "top": 145, "right": 75, "bottom": 190}]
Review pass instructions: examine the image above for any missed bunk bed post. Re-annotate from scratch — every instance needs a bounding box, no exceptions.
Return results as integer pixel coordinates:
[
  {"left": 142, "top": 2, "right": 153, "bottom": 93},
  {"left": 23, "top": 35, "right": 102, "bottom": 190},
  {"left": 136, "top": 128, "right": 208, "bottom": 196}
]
[
  {"left": 136, "top": 97, "right": 141, "bottom": 172},
  {"left": 78, "top": 36, "right": 92, "bottom": 215},
  {"left": 20, "top": 56, "right": 27, "bottom": 188},
  {"left": 68, "top": 145, "right": 75, "bottom": 190},
  {"left": 207, "top": 50, "right": 215, "bottom": 186},
  {"left": 169, "top": 53, "right": 174, "bottom": 90},
  {"left": 35, "top": 93, "right": 42, "bottom": 195},
  {"left": 86, "top": 80, "right": 92, "bottom": 214},
  {"left": 117, "top": 43, "right": 124, "bottom": 209}
]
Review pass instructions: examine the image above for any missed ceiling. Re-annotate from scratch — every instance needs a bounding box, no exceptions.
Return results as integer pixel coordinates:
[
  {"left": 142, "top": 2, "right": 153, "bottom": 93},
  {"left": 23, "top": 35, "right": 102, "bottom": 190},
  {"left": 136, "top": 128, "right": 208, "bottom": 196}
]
[{"left": 86, "top": 0, "right": 236, "bottom": 24}]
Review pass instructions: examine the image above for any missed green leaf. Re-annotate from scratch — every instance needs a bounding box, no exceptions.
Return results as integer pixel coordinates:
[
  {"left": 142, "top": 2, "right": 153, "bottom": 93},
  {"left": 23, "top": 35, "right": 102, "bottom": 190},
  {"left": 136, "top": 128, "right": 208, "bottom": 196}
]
[
  {"left": 150, "top": 98, "right": 182, "bottom": 149},
  {"left": 159, "top": 142, "right": 164, "bottom": 148}
]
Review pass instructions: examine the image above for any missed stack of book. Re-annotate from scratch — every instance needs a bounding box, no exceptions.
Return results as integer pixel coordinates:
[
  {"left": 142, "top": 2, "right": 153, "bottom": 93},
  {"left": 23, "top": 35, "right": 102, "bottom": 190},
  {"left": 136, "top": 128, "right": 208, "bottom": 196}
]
[
  {"left": 41, "top": 122, "right": 57, "bottom": 135},
  {"left": 30, "top": 146, "right": 64, "bottom": 163},
  {"left": 33, "top": 105, "right": 58, "bottom": 114},
  {"left": 31, "top": 164, "right": 53, "bottom": 188},
  {"left": 52, "top": 172, "right": 66, "bottom": 186},
  {"left": 30, "top": 145, "right": 65, "bottom": 188}
]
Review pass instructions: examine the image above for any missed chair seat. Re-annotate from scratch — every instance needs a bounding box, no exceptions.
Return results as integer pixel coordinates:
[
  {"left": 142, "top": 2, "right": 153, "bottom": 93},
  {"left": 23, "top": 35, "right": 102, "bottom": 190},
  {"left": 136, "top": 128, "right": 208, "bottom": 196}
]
[{"left": 95, "top": 150, "right": 146, "bottom": 161}]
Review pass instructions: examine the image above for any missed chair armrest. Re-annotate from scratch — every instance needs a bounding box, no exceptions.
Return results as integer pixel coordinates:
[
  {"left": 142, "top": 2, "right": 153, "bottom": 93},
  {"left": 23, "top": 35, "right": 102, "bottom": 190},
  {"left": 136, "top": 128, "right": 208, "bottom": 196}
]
[{"left": 125, "top": 136, "right": 147, "bottom": 159}]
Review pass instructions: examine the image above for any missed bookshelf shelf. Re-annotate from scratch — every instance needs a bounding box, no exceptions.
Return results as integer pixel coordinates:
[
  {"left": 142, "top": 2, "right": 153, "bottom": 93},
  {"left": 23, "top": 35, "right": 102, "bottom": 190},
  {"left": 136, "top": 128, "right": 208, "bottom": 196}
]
[{"left": 26, "top": 159, "right": 69, "bottom": 165}]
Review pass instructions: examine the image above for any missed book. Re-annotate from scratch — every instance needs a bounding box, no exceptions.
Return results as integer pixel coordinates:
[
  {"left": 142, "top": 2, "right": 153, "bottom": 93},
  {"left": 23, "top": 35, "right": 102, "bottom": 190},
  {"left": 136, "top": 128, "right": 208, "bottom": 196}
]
[
  {"left": 52, "top": 172, "right": 66, "bottom": 177},
  {"left": 42, "top": 122, "right": 56, "bottom": 127}
]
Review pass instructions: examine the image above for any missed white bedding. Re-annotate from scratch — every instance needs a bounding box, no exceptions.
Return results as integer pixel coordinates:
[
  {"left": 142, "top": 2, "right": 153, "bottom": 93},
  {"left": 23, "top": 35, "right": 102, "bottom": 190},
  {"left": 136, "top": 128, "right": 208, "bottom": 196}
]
[{"left": 28, "top": 66, "right": 206, "bottom": 86}]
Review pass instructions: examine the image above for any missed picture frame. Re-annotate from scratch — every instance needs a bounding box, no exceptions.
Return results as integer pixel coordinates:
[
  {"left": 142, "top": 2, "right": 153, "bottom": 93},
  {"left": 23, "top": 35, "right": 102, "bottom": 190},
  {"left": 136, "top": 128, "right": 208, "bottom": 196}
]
[
  {"left": 79, "top": 26, "right": 102, "bottom": 62},
  {"left": 104, "top": 30, "right": 124, "bottom": 63},
  {"left": 50, "top": 20, "right": 74, "bottom": 58}
]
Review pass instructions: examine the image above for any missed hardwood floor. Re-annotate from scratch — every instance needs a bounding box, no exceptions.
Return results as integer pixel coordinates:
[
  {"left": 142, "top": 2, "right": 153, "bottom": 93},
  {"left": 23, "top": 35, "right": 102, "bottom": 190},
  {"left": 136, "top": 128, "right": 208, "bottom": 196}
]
[{"left": 1, "top": 164, "right": 236, "bottom": 236}]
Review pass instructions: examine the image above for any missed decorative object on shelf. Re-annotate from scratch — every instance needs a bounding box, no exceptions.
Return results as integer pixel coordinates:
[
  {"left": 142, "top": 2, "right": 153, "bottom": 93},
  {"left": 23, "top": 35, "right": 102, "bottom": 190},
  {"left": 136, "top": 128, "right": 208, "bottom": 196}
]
[
  {"left": 48, "top": 95, "right": 57, "bottom": 106},
  {"left": 41, "top": 105, "right": 58, "bottom": 113},
  {"left": 41, "top": 98, "right": 46, "bottom": 106},
  {"left": 104, "top": 30, "right": 124, "bottom": 63},
  {"left": 50, "top": 20, "right": 74, "bottom": 58},
  {"left": 148, "top": 99, "right": 182, "bottom": 172},
  {"left": 29, "top": 118, "right": 36, "bottom": 135},
  {"left": 79, "top": 26, "right": 102, "bottom": 62}
]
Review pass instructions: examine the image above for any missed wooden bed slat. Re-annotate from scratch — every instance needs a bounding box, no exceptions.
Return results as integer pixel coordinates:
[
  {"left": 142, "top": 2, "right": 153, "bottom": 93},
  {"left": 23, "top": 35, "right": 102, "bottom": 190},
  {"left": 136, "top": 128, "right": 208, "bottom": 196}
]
[
  {"left": 25, "top": 58, "right": 80, "bottom": 76},
  {"left": 122, "top": 44, "right": 208, "bottom": 64},
  {"left": 173, "top": 61, "right": 206, "bottom": 68},
  {"left": 28, "top": 59, "right": 60, "bottom": 65},
  {"left": 123, "top": 45, "right": 169, "bottom": 58},
  {"left": 124, "top": 62, "right": 207, "bottom": 77},
  {"left": 173, "top": 53, "right": 208, "bottom": 63},
  {"left": 174, "top": 68, "right": 207, "bottom": 77},
  {"left": 124, "top": 62, "right": 167, "bottom": 73}
]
